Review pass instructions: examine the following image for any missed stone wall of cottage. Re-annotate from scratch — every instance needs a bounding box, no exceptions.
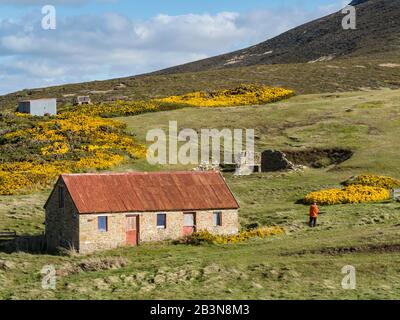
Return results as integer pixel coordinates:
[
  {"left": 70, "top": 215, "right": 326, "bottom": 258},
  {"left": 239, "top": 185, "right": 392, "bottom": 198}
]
[
  {"left": 77, "top": 209, "right": 239, "bottom": 253},
  {"left": 138, "top": 210, "right": 239, "bottom": 242},
  {"left": 196, "top": 209, "right": 239, "bottom": 235},
  {"left": 79, "top": 213, "right": 126, "bottom": 254},
  {"left": 139, "top": 211, "right": 182, "bottom": 242},
  {"left": 45, "top": 179, "right": 79, "bottom": 252}
]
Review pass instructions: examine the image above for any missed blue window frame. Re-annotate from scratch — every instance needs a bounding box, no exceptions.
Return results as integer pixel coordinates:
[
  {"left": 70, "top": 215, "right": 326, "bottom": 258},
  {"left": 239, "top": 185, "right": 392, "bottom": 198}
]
[
  {"left": 98, "top": 216, "right": 108, "bottom": 232},
  {"left": 157, "top": 214, "right": 166, "bottom": 229}
]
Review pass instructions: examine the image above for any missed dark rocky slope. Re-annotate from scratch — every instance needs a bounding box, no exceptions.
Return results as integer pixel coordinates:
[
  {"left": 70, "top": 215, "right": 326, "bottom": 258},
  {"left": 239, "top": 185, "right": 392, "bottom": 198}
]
[{"left": 153, "top": 0, "right": 399, "bottom": 75}]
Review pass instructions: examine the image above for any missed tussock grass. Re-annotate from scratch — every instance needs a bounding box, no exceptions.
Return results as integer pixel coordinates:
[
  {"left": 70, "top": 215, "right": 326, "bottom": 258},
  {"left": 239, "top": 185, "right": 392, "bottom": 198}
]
[{"left": 58, "top": 257, "right": 129, "bottom": 276}]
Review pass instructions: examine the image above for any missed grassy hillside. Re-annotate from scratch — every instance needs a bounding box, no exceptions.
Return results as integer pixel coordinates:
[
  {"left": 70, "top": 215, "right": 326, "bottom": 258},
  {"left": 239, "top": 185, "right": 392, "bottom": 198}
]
[
  {"left": 1, "top": 52, "right": 399, "bottom": 113},
  {"left": 120, "top": 88, "right": 400, "bottom": 172},
  {"left": 1, "top": 89, "right": 400, "bottom": 299},
  {"left": 119, "top": 88, "right": 400, "bottom": 224}
]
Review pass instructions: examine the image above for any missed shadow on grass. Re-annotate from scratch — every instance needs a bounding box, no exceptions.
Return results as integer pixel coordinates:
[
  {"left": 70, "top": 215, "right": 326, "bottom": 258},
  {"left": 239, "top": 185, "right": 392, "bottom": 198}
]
[{"left": 0, "top": 233, "right": 48, "bottom": 254}]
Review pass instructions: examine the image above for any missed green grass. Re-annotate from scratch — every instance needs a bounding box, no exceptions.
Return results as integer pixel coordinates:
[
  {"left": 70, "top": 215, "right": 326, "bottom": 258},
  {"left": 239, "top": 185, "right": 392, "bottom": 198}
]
[
  {"left": 1, "top": 215, "right": 400, "bottom": 299},
  {"left": 0, "top": 192, "right": 47, "bottom": 235},
  {"left": 1, "top": 88, "right": 400, "bottom": 299},
  {"left": 119, "top": 88, "right": 400, "bottom": 173}
]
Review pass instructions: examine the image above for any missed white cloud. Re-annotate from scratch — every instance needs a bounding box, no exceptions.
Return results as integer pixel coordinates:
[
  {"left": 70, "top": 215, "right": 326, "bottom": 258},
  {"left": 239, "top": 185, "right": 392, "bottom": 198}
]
[{"left": 0, "top": 3, "right": 344, "bottom": 94}]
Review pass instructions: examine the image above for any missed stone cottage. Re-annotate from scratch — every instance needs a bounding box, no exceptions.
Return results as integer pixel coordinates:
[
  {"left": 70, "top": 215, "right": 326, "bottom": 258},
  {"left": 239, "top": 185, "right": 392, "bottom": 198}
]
[{"left": 44, "top": 171, "right": 239, "bottom": 254}]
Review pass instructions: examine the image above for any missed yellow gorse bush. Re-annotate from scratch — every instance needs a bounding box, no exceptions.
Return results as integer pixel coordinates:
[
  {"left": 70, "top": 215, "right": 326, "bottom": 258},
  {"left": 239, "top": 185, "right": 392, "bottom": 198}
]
[
  {"left": 343, "top": 175, "right": 400, "bottom": 189},
  {"left": 14, "top": 112, "right": 31, "bottom": 118},
  {"left": 0, "top": 112, "right": 146, "bottom": 195},
  {"left": 1, "top": 84, "right": 293, "bottom": 195},
  {"left": 157, "top": 84, "right": 295, "bottom": 107},
  {"left": 0, "top": 171, "right": 32, "bottom": 196},
  {"left": 304, "top": 185, "right": 390, "bottom": 205},
  {"left": 0, "top": 161, "right": 71, "bottom": 195},
  {"left": 1, "top": 94, "right": 185, "bottom": 196},
  {"left": 183, "top": 226, "right": 285, "bottom": 245},
  {"left": 41, "top": 142, "right": 70, "bottom": 156},
  {"left": 71, "top": 100, "right": 182, "bottom": 118}
]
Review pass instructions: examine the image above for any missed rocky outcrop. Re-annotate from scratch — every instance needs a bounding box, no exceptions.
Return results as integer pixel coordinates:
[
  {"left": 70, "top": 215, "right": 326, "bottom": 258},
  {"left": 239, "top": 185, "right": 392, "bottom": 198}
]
[
  {"left": 261, "top": 150, "right": 296, "bottom": 172},
  {"left": 261, "top": 148, "right": 353, "bottom": 172}
]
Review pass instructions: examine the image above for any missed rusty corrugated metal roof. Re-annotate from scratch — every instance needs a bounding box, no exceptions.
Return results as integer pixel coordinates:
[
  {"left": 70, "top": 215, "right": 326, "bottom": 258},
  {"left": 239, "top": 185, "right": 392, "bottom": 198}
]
[{"left": 59, "top": 171, "right": 239, "bottom": 214}]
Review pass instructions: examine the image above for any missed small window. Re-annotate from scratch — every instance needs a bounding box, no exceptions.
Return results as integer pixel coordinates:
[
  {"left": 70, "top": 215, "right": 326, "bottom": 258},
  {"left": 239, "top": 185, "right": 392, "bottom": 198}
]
[
  {"left": 58, "top": 186, "right": 65, "bottom": 208},
  {"left": 213, "top": 212, "right": 222, "bottom": 226},
  {"left": 183, "top": 212, "right": 195, "bottom": 227},
  {"left": 157, "top": 214, "right": 166, "bottom": 229},
  {"left": 98, "top": 216, "right": 108, "bottom": 232}
]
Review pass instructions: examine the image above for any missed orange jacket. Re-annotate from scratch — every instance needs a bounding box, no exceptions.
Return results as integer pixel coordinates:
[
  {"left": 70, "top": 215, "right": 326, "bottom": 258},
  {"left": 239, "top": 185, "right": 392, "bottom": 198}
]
[{"left": 309, "top": 204, "right": 319, "bottom": 218}]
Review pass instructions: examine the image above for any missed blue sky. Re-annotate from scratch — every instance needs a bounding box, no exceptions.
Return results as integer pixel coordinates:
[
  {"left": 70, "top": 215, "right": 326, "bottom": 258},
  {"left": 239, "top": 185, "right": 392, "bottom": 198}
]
[
  {"left": 2, "top": 1, "right": 344, "bottom": 18},
  {"left": 0, "top": 0, "right": 347, "bottom": 94}
]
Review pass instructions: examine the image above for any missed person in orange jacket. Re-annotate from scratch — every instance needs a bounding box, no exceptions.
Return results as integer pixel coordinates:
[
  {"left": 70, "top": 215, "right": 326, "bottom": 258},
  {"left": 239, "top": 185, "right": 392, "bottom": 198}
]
[{"left": 309, "top": 202, "right": 319, "bottom": 227}]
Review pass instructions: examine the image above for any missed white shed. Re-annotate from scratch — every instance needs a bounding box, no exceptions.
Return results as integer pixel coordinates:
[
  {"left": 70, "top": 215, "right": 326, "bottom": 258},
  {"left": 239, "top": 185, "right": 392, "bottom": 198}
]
[{"left": 18, "top": 98, "right": 57, "bottom": 116}]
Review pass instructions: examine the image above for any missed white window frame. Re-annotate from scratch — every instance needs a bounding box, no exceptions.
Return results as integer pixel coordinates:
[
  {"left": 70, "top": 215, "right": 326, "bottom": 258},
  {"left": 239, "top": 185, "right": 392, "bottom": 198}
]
[{"left": 213, "top": 211, "right": 222, "bottom": 227}]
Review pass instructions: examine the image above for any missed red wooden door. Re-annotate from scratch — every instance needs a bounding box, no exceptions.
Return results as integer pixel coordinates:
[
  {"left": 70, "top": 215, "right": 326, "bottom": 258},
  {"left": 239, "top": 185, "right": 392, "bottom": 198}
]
[
  {"left": 126, "top": 216, "right": 139, "bottom": 246},
  {"left": 183, "top": 213, "right": 196, "bottom": 235}
]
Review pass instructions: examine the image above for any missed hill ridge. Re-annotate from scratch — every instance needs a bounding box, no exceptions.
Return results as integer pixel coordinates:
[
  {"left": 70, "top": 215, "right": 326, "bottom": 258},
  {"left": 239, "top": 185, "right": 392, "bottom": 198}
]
[{"left": 152, "top": 0, "right": 399, "bottom": 75}]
